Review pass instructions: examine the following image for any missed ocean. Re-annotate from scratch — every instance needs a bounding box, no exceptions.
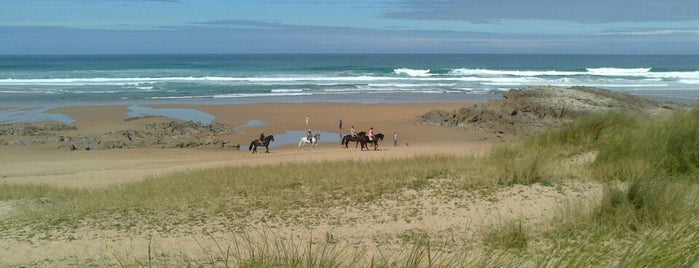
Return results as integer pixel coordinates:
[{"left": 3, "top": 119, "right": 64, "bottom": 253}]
[{"left": 2, "top": 54, "right": 699, "bottom": 124}]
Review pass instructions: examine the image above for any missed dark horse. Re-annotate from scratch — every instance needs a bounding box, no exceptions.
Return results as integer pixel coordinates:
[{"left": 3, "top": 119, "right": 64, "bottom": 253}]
[
  {"left": 358, "top": 133, "right": 384, "bottom": 151},
  {"left": 341, "top": 131, "right": 366, "bottom": 149},
  {"left": 249, "top": 135, "right": 275, "bottom": 154}
]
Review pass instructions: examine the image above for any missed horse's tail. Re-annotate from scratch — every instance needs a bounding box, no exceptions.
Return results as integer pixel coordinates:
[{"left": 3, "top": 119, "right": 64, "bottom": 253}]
[
  {"left": 249, "top": 141, "right": 254, "bottom": 151},
  {"left": 298, "top": 139, "right": 303, "bottom": 147},
  {"left": 341, "top": 136, "right": 346, "bottom": 145}
]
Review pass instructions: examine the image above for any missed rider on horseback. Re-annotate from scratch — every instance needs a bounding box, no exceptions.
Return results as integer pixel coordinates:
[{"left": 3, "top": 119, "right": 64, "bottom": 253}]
[
  {"left": 259, "top": 133, "right": 265, "bottom": 144},
  {"left": 307, "top": 128, "right": 313, "bottom": 142},
  {"left": 368, "top": 127, "right": 375, "bottom": 141},
  {"left": 350, "top": 126, "right": 357, "bottom": 137}
]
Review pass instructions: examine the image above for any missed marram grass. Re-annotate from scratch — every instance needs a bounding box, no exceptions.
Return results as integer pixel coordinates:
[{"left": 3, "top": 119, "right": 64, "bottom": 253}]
[{"left": 2, "top": 155, "right": 488, "bottom": 230}]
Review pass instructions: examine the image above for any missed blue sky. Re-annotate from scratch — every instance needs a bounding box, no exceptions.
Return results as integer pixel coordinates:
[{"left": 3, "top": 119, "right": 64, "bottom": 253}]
[{"left": 2, "top": 0, "right": 699, "bottom": 55}]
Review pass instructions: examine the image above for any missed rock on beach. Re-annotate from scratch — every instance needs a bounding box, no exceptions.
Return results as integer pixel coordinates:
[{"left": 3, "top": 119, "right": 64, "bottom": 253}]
[{"left": 415, "top": 86, "right": 671, "bottom": 140}]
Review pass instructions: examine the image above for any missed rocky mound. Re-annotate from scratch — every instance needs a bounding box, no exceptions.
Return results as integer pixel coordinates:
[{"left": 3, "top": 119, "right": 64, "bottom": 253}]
[
  {"left": 0, "top": 123, "right": 77, "bottom": 136},
  {"left": 0, "top": 123, "right": 77, "bottom": 146},
  {"left": 415, "top": 86, "right": 671, "bottom": 140},
  {"left": 1, "top": 120, "right": 241, "bottom": 150},
  {"left": 87, "top": 121, "right": 240, "bottom": 150}
]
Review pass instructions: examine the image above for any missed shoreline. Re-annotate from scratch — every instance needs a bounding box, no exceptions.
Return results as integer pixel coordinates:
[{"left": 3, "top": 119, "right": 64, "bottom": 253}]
[
  {"left": 2, "top": 87, "right": 695, "bottom": 125},
  {"left": 0, "top": 92, "right": 504, "bottom": 124}
]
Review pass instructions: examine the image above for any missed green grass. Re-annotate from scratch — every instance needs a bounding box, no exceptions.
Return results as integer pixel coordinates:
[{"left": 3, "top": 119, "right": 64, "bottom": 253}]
[
  {"left": 592, "top": 109, "right": 699, "bottom": 181},
  {"left": 481, "top": 219, "right": 529, "bottom": 250},
  {"left": 1, "top": 155, "right": 487, "bottom": 232},
  {"left": 2, "top": 108, "right": 699, "bottom": 267}
]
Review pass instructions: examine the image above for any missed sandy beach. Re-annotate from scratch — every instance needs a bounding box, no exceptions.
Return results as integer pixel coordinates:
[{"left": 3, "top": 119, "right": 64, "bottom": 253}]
[
  {"left": 4, "top": 101, "right": 564, "bottom": 266},
  {"left": 1, "top": 102, "right": 490, "bottom": 189}
]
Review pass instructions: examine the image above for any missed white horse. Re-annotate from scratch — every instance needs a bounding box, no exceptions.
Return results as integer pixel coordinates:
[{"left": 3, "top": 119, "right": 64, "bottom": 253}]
[{"left": 298, "top": 133, "right": 320, "bottom": 150}]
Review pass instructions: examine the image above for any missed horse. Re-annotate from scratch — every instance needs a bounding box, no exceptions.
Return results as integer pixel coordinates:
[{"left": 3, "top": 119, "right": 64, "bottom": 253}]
[
  {"left": 341, "top": 131, "right": 366, "bottom": 149},
  {"left": 249, "top": 134, "right": 275, "bottom": 154},
  {"left": 298, "top": 133, "right": 321, "bottom": 150},
  {"left": 358, "top": 133, "right": 384, "bottom": 151}
]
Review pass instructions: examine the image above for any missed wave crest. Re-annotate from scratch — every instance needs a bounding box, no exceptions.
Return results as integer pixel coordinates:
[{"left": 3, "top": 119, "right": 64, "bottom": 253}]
[
  {"left": 586, "top": 68, "right": 652, "bottom": 76},
  {"left": 394, "top": 68, "right": 431, "bottom": 77}
]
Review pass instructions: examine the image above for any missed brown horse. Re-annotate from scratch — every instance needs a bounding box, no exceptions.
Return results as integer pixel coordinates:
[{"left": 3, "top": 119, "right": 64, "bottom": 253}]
[
  {"left": 249, "top": 135, "right": 274, "bottom": 154},
  {"left": 341, "top": 131, "right": 366, "bottom": 148},
  {"left": 358, "top": 133, "right": 384, "bottom": 151}
]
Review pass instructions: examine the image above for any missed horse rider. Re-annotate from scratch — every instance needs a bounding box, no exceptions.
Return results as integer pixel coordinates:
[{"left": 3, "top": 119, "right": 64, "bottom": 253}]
[
  {"left": 259, "top": 133, "right": 265, "bottom": 144},
  {"left": 350, "top": 125, "right": 357, "bottom": 137},
  {"left": 368, "top": 127, "right": 375, "bottom": 141},
  {"left": 307, "top": 128, "right": 313, "bottom": 142}
]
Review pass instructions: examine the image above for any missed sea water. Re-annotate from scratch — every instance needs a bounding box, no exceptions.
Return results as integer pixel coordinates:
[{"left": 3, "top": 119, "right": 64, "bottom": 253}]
[{"left": 2, "top": 54, "right": 699, "bottom": 123}]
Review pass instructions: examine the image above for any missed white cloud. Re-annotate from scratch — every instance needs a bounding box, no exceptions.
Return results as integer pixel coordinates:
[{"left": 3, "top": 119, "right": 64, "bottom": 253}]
[
  {"left": 386, "top": 0, "right": 699, "bottom": 23},
  {"left": 608, "top": 28, "right": 699, "bottom": 36}
]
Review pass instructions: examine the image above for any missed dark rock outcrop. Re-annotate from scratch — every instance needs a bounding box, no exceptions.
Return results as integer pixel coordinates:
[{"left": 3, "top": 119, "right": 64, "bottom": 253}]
[
  {"left": 0, "top": 123, "right": 77, "bottom": 136},
  {"left": 83, "top": 121, "right": 240, "bottom": 149},
  {"left": 1, "top": 120, "right": 241, "bottom": 150},
  {"left": 415, "top": 86, "right": 670, "bottom": 140}
]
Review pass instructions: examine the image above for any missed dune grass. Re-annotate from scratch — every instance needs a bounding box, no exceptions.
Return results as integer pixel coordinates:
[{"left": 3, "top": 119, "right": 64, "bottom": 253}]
[
  {"left": 1, "top": 155, "right": 489, "bottom": 233},
  {"left": 449, "top": 107, "right": 698, "bottom": 266},
  {"left": 2, "top": 108, "right": 699, "bottom": 267}
]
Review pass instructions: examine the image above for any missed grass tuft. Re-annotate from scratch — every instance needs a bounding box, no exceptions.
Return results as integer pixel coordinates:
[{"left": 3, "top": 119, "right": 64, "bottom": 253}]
[{"left": 482, "top": 219, "right": 529, "bottom": 250}]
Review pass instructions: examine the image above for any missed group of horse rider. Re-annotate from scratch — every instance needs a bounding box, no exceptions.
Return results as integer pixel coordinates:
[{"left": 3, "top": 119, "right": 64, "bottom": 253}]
[
  {"left": 255, "top": 117, "right": 378, "bottom": 145},
  {"left": 256, "top": 129, "right": 314, "bottom": 144},
  {"left": 350, "top": 125, "right": 377, "bottom": 141},
  {"left": 305, "top": 119, "right": 376, "bottom": 143}
]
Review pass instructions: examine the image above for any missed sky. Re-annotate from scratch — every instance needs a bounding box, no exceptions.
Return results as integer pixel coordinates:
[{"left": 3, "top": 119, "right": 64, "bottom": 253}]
[{"left": 1, "top": 0, "right": 699, "bottom": 55}]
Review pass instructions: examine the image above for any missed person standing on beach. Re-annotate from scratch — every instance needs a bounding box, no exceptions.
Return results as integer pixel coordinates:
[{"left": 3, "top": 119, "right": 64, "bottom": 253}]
[
  {"left": 305, "top": 115, "right": 310, "bottom": 126},
  {"left": 393, "top": 132, "right": 398, "bottom": 146},
  {"left": 339, "top": 119, "right": 343, "bottom": 129}
]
